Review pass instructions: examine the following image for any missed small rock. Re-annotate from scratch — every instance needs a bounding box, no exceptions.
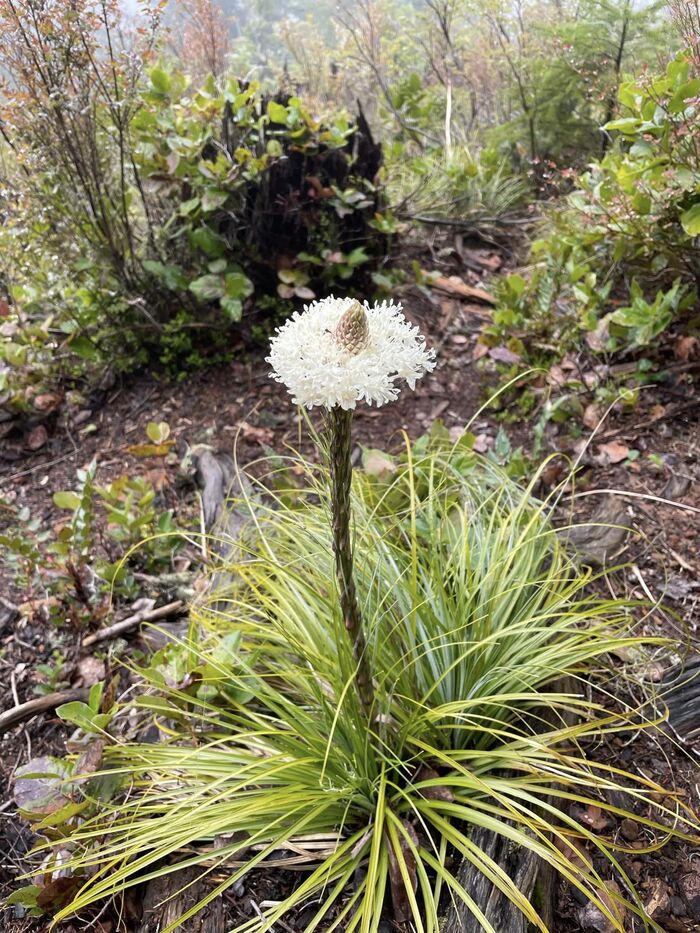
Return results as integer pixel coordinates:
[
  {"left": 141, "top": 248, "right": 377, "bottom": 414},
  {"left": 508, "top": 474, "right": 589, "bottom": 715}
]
[
  {"left": 620, "top": 818, "right": 639, "bottom": 841},
  {"left": 577, "top": 881, "right": 624, "bottom": 933},
  {"left": 26, "top": 424, "right": 48, "bottom": 450},
  {"left": 681, "top": 871, "right": 700, "bottom": 921},
  {"left": 578, "top": 902, "right": 615, "bottom": 933}
]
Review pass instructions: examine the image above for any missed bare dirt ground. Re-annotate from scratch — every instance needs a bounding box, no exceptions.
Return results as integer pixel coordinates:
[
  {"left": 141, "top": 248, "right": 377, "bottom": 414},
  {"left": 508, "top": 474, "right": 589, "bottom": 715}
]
[{"left": 1, "top": 280, "right": 699, "bottom": 931}]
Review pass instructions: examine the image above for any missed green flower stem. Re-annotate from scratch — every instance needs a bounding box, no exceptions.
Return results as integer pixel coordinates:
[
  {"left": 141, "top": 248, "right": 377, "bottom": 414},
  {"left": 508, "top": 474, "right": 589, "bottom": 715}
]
[{"left": 327, "top": 405, "right": 374, "bottom": 718}]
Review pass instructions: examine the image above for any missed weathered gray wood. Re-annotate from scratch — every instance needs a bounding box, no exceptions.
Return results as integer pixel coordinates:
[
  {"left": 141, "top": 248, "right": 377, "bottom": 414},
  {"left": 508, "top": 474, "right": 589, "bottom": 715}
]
[
  {"left": 441, "top": 680, "right": 576, "bottom": 932},
  {"left": 136, "top": 866, "right": 229, "bottom": 933},
  {"left": 441, "top": 824, "right": 541, "bottom": 933},
  {"left": 659, "top": 656, "right": 700, "bottom": 746}
]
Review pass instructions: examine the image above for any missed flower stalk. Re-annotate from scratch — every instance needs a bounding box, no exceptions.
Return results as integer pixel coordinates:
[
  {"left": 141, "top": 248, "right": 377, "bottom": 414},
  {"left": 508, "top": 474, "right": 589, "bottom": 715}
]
[{"left": 327, "top": 404, "right": 374, "bottom": 718}]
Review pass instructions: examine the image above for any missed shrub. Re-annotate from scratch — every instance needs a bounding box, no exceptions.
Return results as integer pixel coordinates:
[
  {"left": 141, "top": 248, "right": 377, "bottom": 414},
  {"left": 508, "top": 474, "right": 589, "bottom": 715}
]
[
  {"left": 15, "top": 434, "right": 697, "bottom": 930},
  {"left": 0, "top": 1, "right": 388, "bottom": 396},
  {"left": 488, "top": 51, "right": 700, "bottom": 370}
]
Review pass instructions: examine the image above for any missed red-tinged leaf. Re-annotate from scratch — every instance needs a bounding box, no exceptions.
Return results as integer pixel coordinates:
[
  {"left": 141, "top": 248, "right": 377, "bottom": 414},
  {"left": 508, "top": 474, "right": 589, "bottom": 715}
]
[{"left": 277, "top": 283, "right": 295, "bottom": 299}]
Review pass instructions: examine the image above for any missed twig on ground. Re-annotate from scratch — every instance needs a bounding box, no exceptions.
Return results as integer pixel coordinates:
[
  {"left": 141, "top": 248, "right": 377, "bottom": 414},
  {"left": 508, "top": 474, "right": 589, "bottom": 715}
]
[
  {"left": 0, "top": 689, "right": 89, "bottom": 734},
  {"left": 82, "top": 600, "right": 184, "bottom": 648}
]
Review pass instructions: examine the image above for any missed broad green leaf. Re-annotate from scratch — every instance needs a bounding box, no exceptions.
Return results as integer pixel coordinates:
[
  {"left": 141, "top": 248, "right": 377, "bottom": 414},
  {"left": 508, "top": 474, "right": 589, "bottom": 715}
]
[
  {"left": 267, "top": 101, "right": 288, "bottom": 124},
  {"left": 53, "top": 491, "right": 81, "bottom": 510},
  {"left": 680, "top": 203, "right": 700, "bottom": 236}
]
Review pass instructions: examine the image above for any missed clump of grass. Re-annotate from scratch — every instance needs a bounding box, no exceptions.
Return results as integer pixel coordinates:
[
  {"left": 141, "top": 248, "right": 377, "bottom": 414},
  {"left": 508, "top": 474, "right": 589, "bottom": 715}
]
[{"left": 33, "top": 436, "right": 698, "bottom": 931}]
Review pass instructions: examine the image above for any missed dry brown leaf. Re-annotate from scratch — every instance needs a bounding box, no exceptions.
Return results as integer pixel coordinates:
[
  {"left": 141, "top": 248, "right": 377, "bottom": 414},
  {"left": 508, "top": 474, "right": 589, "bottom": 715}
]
[
  {"left": 33, "top": 393, "right": 60, "bottom": 413},
  {"left": 472, "top": 340, "right": 490, "bottom": 360},
  {"left": 489, "top": 346, "right": 521, "bottom": 364},
  {"left": 578, "top": 803, "right": 610, "bottom": 831},
  {"left": 76, "top": 655, "right": 107, "bottom": 687},
  {"left": 429, "top": 273, "right": 496, "bottom": 305},
  {"left": 674, "top": 335, "right": 699, "bottom": 362},
  {"left": 583, "top": 403, "right": 603, "bottom": 430},
  {"left": 596, "top": 441, "right": 630, "bottom": 465}
]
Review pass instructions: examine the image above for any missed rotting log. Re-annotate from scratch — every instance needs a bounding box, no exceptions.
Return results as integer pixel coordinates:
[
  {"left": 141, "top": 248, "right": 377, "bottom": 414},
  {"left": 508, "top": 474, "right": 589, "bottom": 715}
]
[
  {"left": 659, "top": 656, "right": 700, "bottom": 748},
  {"left": 441, "top": 680, "right": 577, "bottom": 932}
]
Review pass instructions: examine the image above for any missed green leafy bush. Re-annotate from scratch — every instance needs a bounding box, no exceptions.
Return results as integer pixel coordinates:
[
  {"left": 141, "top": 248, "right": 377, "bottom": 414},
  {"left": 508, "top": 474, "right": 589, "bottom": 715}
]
[
  {"left": 488, "top": 52, "right": 700, "bottom": 368},
  {"left": 0, "top": 0, "right": 388, "bottom": 397},
  {"left": 18, "top": 435, "right": 697, "bottom": 930}
]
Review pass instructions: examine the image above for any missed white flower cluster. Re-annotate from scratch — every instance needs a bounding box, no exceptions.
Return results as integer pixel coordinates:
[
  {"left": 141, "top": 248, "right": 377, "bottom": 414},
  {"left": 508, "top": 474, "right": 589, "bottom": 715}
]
[{"left": 267, "top": 296, "right": 436, "bottom": 410}]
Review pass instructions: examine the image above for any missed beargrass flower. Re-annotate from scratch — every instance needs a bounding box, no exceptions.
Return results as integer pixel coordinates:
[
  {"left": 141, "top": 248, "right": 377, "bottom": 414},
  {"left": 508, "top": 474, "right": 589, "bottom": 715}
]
[
  {"left": 268, "top": 295, "right": 436, "bottom": 719},
  {"left": 267, "top": 295, "right": 436, "bottom": 410}
]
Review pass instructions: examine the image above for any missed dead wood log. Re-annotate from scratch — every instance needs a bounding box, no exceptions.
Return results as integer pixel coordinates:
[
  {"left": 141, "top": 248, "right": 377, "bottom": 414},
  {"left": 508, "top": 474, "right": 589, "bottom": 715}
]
[
  {"left": 659, "top": 656, "right": 700, "bottom": 747},
  {"left": 136, "top": 866, "right": 229, "bottom": 933},
  {"left": 441, "top": 680, "right": 576, "bottom": 932}
]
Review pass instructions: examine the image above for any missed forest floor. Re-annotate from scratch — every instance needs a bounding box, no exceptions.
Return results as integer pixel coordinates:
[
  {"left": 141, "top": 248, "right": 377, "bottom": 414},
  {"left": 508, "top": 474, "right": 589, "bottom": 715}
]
[{"left": 1, "top": 265, "right": 699, "bottom": 932}]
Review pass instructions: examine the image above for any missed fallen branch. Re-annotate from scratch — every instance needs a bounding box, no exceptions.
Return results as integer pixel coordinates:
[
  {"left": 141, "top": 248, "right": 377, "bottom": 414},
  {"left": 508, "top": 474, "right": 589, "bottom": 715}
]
[
  {"left": 428, "top": 273, "right": 496, "bottom": 305},
  {"left": 0, "top": 689, "right": 88, "bottom": 734},
  {"left": 82, "top": 600, "right": 184, "bottom": 648}
]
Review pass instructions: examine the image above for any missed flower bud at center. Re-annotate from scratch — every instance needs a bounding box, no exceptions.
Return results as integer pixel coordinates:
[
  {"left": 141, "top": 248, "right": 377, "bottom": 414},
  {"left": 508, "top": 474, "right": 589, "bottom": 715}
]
[{"left": 334, "top": 300, "right": 370, "bottom": 355}]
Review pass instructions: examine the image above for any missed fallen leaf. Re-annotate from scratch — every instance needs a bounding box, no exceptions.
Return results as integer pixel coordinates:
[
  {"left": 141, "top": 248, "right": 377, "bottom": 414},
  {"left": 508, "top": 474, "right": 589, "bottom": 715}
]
[
  {"left": 644, "top": 879, "right": 670, "bottom": 920},
  {"left": 586, "top": 318, "right": 609, "bottom": 352},
  {"left": 578, "top": 804, "right": 610, "bottom": 831},
  {"left": 238, "top": 421, "right": 274, "bottom": 445},
  {"left": 362, "top": 448, "right": 396, "bottom": 480},
  {"left": 472, "top": 340, "right": 490, "bottom": 360},
  {"left": 472, "top": 433, "right": 492, "bottom": 453},
  {"left": 36, "top": 877, "right": 83, "bottom": 913},
  {"left": 596, "top": 441, "right": 630, "bottom": 465},
  {"left": 126, "top": 442, "right": 174, "bottom": 457},
  {"left": 674, "top": 335, "right": 699, "bottom": 362},
  {"left": 26, "top": 424, "right": 48, "bottom": 450},
  {"left": 583, "top": 404, "right": 602, "bottom": 429},
  {"left": 548, "top": 364, "right": 569, "bottom": 387},
  {"left": 489, "top": 346, "right": 522, "bottom": 364},
  {"left": 386, "top": 819, "right": 419, "bottom": 924},
  {"left": 14, "top": 757, "right": 74, "bottom": 816},
  {"left": 577, "top": 880, "right": 624, "bottom": 933}
]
